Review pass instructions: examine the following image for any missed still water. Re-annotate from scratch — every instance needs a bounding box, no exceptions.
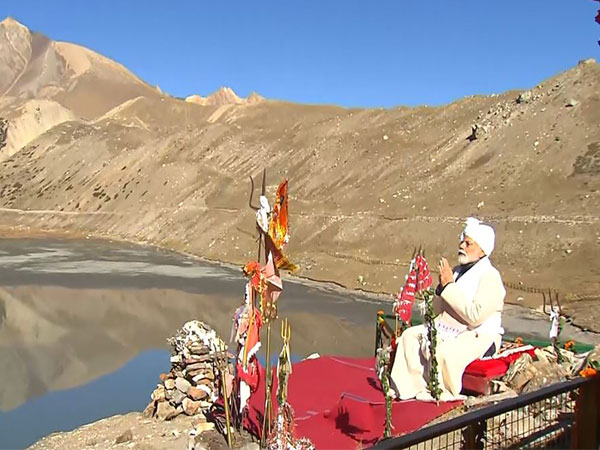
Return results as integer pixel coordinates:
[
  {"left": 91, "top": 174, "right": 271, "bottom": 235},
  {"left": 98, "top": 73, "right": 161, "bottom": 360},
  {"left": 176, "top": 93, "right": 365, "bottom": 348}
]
[{"left": 0, "top": 238, "right": 388, "bottom": 449}]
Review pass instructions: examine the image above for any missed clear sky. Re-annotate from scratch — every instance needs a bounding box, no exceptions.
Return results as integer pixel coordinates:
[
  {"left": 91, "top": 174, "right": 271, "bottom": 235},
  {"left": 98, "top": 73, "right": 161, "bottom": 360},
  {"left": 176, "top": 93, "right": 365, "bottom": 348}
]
[{"left": 1, "top": 1, "right": 598, "bottom": 107}]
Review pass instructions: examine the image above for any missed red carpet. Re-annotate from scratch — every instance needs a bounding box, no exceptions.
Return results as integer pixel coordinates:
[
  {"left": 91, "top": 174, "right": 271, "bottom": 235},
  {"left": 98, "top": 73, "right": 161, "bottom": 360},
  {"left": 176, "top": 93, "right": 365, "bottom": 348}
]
[{"left": 244, "top": 356, "right": 461, "bottom": 449}]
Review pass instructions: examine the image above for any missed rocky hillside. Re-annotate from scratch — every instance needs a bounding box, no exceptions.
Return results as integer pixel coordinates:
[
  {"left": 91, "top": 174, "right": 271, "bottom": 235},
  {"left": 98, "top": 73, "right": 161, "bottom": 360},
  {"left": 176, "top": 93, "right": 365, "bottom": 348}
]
[{"left": 0, "top": 18, "right": 599, "bottom": 330}]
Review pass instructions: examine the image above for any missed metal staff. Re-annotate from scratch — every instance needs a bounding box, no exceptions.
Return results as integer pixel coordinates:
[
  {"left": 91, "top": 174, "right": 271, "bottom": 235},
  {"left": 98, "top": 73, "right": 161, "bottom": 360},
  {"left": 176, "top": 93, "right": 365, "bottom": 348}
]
[
  {"left": 250, "top": 168, "right": 276, "bottom": 445},
  {"left": 219, "top": 354, "right": 233, "bottom": 447}
]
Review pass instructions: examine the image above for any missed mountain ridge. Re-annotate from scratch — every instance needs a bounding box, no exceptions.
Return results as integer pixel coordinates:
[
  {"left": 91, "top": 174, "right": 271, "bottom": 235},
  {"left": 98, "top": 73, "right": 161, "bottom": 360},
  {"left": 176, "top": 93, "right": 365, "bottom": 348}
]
[{"left": 0, "top": 18, "right": 599, "bottom": 331}]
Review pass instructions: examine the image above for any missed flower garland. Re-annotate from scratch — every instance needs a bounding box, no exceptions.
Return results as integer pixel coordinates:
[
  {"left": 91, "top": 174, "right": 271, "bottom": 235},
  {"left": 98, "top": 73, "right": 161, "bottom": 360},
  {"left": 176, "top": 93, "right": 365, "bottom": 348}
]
[
  {"left": 422, "top": 287, "right": 441, "bottom": 401},
  {"left": 375, "top": 345, "right": 394, "bottom": 438},
  {"left": 549, "top": 309, "right": 565, "bottom": 363}
]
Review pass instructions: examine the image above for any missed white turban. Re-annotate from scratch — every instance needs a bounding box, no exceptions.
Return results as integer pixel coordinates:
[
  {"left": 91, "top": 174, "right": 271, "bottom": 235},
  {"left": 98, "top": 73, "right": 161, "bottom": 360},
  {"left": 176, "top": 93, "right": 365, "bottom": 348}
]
[{"left": 460, "top": 217, "right": 495, "bottom": 256}]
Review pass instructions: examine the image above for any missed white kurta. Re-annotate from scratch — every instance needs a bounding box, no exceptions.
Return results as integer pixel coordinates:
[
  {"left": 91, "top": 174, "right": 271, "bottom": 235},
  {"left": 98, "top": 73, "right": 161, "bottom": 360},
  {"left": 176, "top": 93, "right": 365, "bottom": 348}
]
[{"left": 390, "top": 257, "right": 505, "bottom": 401}]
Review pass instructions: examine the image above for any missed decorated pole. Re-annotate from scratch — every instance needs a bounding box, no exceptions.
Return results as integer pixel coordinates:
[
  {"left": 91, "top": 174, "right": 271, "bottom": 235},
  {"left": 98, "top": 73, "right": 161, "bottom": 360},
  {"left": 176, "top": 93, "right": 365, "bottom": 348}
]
[
  {"left": 218, "top": 356, "right": 233, "bottom": 447},
  {"left": 245, "top": 172, "right": 294, "bottom": 445},
  {"left": 260, "top": 170, "right": 274, "bottom": 446}
]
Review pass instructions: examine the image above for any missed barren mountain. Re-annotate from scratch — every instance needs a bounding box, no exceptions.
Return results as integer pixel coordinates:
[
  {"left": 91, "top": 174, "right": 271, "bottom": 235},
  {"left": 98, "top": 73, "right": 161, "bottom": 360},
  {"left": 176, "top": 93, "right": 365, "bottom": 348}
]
[
  {"left": 0, "top": 17, "right": 162, "bottom": 119},
  {"left": 0, "top": 19, "right": 599, "bottom": 330},
  {"left": 186, "top": 87, "right": 265, "bottom": 106}
]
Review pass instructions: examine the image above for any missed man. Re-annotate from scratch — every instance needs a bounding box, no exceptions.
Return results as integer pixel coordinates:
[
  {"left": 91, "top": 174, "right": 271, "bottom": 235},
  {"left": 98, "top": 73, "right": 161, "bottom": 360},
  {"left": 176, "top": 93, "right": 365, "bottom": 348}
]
[{"left": 390, "top": 217, "right": 505, "bottom": 401}]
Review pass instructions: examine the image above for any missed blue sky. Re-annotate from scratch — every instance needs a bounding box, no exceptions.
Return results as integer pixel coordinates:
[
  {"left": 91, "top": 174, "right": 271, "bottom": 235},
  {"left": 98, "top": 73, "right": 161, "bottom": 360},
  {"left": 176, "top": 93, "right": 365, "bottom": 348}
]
[{"left": 1, "top": 1, "right": 598, "bottom": 107}]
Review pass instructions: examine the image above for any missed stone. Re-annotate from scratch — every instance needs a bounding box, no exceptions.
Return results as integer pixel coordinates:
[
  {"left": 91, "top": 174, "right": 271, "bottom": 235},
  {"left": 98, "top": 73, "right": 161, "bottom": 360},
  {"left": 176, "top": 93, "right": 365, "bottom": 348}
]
[
  {"left": 185, "top": 354, "right": 212, "bottom": 363},
  {"left": 142, "top": 400, "right": 156, "bottom": 418},
  {"left": 175, "top": 377, "right": 192, "bottom": 393},
  {"left": 171, "top": 389, "right": 187, "bottom": 405},
  {"left": 566, "top": 98, "right": 579, "bottom": 107},
  {"left": 151, "top": 385, "right": 166, "bottom": 402},
  {"left": 159, "top": 372, "right": 173, "bottom": 382},
  {"left": 192, "top": 372, "right": 215, "bottom": 382},
  {"left": 156, "top": 401, "right": 180, "bottom": 421},
  {"left": 517, "top": 91, "right": 532, "bottom": 104},
  {"left": 240, "top": 444, "right": 260, "bottom": 450},
  {"left": 182, "top": 397, "right": 201, "bottom": 416},
  {"left": 194, "top": 421, "right": 215, "bottom": 433},
  {"left": 579, "top": 58, "right": 596, "bottom": 65},
  {"left": 115, "top": 429, "right": 133, "bottom": 444},
  {"left": 468, "top": 123, "right": 489, "bottom": 141},
  {"left": 522, "top": 360, "right": 567, "bottom": 394},
  {"left": 188, "top": 386, "right": 209, "bottom": 401},
  {"left": 189, "top": 345, "right": 210, "bottom": 354},
  {"left": 503, "top": 354, "right": 536, "bottom": 392},
  {"left": 186, "top": 362, "right": 212, "bottom": 371},
  {"left": 165, "top": 389, "right": 175, "bottom": 400},
  {"left": 164, "top": 379, "right": 176, "bottom": 390},
  {"left": 187, "top": 369, "right": 211, "bottom": 378}
]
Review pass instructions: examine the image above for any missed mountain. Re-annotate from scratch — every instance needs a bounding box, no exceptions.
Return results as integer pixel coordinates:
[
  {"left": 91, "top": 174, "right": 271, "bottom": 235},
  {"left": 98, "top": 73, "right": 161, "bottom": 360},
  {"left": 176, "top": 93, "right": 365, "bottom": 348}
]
[
  {"left": 0, "top": 17, "right": 162, "bottom": 119},
  {"left": 0, "top": 18, "right": 599, "bottom": 330},
  {"left": 185, "top": 87, "right": 265, "bottom": 106}
]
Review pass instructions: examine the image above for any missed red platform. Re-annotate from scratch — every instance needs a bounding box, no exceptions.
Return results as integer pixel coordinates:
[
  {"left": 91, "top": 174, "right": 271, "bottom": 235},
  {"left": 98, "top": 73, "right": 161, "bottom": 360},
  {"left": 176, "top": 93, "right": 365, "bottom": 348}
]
[{"left": 241, "top": 347, "right": 535, "bottom": 448}]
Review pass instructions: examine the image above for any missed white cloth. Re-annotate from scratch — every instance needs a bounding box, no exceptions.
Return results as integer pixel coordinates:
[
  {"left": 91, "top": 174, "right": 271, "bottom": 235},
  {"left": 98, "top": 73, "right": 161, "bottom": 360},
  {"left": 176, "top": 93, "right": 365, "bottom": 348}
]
[
  {"left": 451, "top": 257, "right": 505, "bottom": 336},
  {"left": 461, "top": 217, "right": 495, "bottom": 256},
  {"left": 256, "top": 195, "right": 270, "bottom": 233}
]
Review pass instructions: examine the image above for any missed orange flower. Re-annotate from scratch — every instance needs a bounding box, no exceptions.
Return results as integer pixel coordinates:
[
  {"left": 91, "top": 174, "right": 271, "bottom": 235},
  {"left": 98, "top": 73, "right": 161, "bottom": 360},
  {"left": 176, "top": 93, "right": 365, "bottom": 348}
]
[
  {"left": 515, "top": 337, "right": 524, "bottom": 346},
  {"left": 580, "top": 367, "right": 598, "bottom": 378},
  {"left": 565, "top": 340, "right": 575, "bottom": 351}
]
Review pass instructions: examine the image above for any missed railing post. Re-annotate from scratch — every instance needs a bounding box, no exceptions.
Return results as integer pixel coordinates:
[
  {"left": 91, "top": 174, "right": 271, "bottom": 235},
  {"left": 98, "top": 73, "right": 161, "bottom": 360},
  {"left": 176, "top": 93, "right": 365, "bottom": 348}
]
[
  {"left": 462, "top": 420, "right": 486, "bottom": 450},
  {"left": 573, "top": 375, "right": 600, "bottom": 449}
]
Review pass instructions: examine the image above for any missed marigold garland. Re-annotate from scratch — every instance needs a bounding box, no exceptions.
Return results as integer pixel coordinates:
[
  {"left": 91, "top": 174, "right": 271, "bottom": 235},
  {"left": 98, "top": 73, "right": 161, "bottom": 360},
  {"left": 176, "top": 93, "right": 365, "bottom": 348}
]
[
  {"left": 375, "top": 346, "right": 394, "bottom": 438},
  {"left": 422, "top": 287, "right": 441, "bottom": 401},
  {"left": 580, "top": 367, "right": 598, "bottom": 378}
]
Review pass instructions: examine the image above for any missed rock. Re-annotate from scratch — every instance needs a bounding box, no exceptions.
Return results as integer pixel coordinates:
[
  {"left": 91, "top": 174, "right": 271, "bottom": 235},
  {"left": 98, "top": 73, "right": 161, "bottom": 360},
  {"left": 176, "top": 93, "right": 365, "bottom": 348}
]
[
  {"left": 115, "top": 429, "right": 133, "bottom": 444},
  {"left": 159, "top": 372, "right": 173, "bottom": 382},
  {"left": 182, "top": 397, "right": 201, "bottom": 416},
  {"left": 522, "top": 360, "right": 567, "bottom": 394},
  {"left": 579, "top": 58, "right": 596, "bottom": 65},
  {"left": 239, "top": 444, "right": 260, "bottom": 450},
  {"left": 517, "top": 91, "right": 532, "bottom": 104},
  {"left": 194, "top": 421, "right": 215, "bottom": 433},
  {"left": 171, "top": 389, "right": 187, "bottom": 405},
  {"left": 151, "top": 385, "right": 166, "bottom": 402},
  {"left": 383, "top": 134, "right": 389, "bottom": 141},
  {"left": 189, "top": 346, "right": 210, "bottom": 355},
  {"left": 468, "top": 123, "right": 489, "bottom": 141},
  {"left": 566, "top": 98, "right": 579, "bottom": 107},
  {"left": 188, "top": 386, "right": 209, "bottom": 401},
  {"left": 175, "top": 377, "right": 192, "bottom": 393},
  {"left": 164, "top": 379, "right": 176, "bottom": 390},
  {"left": 142, "top": 400, "right": 156, "bottom": 418},
  {"left": 185, "top": 354, "right": 212, "bottom": 363},
  {"left": 503, "top": 354, "right": 537, "bottom": 392},
  {"left": 186, "top": 362, "right": 211, "bottom": 371},
  {"left": 192, "top": 372, "right": 215, "bottom": 382},
  {"left": 156, "top": 401, "right": 180, "bottom": 420}
]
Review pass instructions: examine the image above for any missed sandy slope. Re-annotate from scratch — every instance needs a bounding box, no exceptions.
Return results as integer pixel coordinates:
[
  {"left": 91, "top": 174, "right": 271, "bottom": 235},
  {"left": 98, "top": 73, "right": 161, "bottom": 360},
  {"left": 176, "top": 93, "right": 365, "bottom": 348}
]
[{"left": 0, "top": 19, "right": 599, "bottom": 331}]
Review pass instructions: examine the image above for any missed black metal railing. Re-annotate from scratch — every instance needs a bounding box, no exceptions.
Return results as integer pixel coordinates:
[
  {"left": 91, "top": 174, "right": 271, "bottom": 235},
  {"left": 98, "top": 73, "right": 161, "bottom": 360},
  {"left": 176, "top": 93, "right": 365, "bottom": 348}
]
[{"left": 368, "top": 375, "right": 600, "bottom": 449}]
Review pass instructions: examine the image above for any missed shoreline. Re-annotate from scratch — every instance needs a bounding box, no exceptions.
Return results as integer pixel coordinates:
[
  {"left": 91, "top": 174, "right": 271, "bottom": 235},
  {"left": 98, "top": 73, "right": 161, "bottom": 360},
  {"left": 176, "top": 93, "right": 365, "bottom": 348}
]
[{"left": 2, "top": 224, "right": 599, "bottom": 340}]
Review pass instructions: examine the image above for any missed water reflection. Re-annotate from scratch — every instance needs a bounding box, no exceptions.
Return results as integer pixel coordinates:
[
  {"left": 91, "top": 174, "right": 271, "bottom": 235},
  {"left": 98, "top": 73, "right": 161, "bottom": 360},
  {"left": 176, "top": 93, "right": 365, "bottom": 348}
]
[{"left": 0, "top": 238, "right": 387, "bottom": 448}]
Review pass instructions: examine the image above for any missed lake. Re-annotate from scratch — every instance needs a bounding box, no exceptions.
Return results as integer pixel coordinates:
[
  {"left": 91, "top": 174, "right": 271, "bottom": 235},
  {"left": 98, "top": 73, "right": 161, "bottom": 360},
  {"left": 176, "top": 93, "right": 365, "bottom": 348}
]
[{"left": 0, "top": 237, "right": 388, "bottom": 449}]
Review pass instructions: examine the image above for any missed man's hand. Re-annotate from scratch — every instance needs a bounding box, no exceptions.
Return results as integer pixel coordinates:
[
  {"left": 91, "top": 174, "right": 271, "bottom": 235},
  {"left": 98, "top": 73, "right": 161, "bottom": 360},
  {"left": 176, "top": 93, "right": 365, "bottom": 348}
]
[{"left": 438, "top": 257, "right": 454, "bottom": 287}]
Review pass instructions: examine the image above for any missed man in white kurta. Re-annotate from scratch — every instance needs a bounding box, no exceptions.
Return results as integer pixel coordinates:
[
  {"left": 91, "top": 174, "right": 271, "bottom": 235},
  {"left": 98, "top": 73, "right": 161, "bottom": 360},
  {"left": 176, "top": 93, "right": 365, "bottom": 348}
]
[{"left": 390, "top": 218, "right": 506, "bottom": 401}]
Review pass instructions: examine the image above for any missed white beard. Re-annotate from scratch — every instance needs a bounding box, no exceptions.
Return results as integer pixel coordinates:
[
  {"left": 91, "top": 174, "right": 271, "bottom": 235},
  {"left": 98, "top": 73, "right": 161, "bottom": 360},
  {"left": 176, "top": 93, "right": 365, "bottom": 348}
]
[{"left": 457, "top": 252, "right": 471, "bottom": 265}]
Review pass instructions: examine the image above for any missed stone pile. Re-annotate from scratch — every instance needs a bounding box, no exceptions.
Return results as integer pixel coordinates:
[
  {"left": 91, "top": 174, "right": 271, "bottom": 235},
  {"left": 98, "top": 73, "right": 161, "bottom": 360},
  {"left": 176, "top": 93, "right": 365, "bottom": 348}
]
[{"left": 144, "top": 320, "right": 228, "bottom": 421}]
